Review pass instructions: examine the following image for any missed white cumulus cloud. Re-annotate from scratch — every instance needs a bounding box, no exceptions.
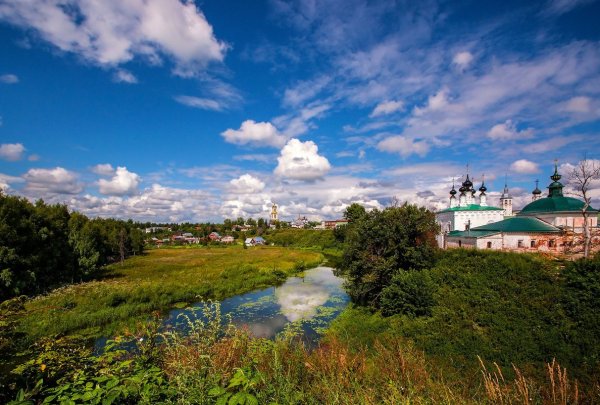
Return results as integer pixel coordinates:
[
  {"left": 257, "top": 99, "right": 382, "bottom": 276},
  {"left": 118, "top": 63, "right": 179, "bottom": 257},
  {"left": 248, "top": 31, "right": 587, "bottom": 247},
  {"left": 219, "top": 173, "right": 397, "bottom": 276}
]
[
  {"left": 487, "top": 120, "right": 533, "bottom": 140},
  {"left": 0, "top": 143, "right": 25, "bottom": 161},
  {"left": 0, "top": 0, "right": 226, "bottom": 75},
  {"left": 369, "top": 100, "right": 404, "bottom": 117},
  {"left": 453, "top": 51, "right": 474, "bottom": 69},
  {"left": 92, "top": 163, "right": 115, "bottom": 176},
  {"left": 113, "top": 69, "right": 138, "bottom": 84},
  {"left": 377, "top": 136, "right": 430, "bottom": 158},
  {"left": 24, "top": 167, "right": 83, "bottom": 194},
  {"left": 510, "top": 159, "right": 540, "bottom": 174},
  {"left": 221, "top": 120, "right": 287, "bottom": 147},
  {"left": 98, "top": 166, "right": 140, "bottom": 196},
  {"left": 274, "top": 139, "right": 331, "bottom": 181},
  {"left": 229, "top": 174, "right": 265, "bottom": 194}
]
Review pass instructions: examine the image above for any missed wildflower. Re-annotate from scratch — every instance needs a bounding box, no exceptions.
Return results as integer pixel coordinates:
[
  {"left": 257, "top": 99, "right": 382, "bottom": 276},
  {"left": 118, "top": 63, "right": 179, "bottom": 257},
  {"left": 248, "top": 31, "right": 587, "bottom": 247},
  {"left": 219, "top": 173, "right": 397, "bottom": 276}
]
[{"left": 40, "top": 364, "right": 46, "bottom": 372}]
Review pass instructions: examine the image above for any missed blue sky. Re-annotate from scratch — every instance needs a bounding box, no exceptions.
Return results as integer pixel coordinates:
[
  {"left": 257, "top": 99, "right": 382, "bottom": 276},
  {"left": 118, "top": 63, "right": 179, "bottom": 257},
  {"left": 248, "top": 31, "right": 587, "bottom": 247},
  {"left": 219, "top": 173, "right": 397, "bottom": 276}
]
[{"left": 1, "top": 0, "right": 599, "bottom": 222}]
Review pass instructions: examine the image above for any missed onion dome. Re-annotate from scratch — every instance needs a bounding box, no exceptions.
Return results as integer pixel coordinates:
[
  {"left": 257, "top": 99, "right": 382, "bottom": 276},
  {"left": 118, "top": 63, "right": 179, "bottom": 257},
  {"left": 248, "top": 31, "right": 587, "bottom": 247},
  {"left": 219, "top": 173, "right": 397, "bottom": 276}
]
[
  {"left": 450, "top": 185, "right": 457, "bottom": 196},
  {"left": 479, "top": 184, "right": 487, "bottom": 193},
  {"left": 462, "top": 174, "right": 473, "bottom": 189},
  {"left": 547, "top": 162, "right": 564, "bottom": 198},
  {"left": 532, "top": 180, "right": 542, "bottom": 195},
  {"left": 459, "top": 185, "right": 466, "bottom": 193}
]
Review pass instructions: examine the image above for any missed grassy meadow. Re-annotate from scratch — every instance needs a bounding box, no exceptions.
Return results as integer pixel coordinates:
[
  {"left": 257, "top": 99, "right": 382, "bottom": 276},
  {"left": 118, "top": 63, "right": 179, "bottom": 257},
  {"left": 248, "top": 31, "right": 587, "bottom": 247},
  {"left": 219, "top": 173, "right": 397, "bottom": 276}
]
[{"left": 11, "top": 245, "right": 323, "bottom": 341}]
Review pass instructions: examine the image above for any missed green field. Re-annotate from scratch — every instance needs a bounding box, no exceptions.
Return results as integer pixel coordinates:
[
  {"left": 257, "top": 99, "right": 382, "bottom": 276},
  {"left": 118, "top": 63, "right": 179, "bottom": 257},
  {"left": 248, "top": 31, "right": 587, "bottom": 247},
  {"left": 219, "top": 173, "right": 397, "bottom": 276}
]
[{"left": 12, "top": 246, "right": 323, "bottom": 340}]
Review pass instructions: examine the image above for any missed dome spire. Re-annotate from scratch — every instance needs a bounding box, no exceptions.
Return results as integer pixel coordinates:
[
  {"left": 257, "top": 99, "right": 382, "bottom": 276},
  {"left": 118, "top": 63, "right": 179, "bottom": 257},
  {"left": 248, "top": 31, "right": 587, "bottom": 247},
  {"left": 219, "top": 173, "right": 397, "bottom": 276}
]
[{"left": 548, "top": 160, "right": 564, "bottom": 198}]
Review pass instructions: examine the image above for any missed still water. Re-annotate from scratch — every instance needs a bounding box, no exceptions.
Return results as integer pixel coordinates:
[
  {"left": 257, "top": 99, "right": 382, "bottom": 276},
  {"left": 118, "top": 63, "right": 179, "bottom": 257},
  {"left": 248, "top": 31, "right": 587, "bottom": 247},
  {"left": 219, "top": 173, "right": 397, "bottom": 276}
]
[
  {"left": 96, "top": 267, "right": 349, "bottom": 351},
  {"left": 166, "top": 266, "right": 349, "bottom": 343}
]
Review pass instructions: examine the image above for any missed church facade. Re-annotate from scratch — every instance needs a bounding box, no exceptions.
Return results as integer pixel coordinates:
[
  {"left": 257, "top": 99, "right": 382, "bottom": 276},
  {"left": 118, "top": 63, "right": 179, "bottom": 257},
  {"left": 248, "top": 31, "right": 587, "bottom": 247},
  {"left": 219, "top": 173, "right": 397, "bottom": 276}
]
[{"left": 440, "top": 165, "right": 599, "bottom": 255}]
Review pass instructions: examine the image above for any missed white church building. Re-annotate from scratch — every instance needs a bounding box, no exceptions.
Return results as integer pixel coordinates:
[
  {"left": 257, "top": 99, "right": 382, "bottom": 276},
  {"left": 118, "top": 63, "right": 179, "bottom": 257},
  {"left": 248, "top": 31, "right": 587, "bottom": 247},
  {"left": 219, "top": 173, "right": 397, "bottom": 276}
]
[{"left": 435, "top": 174, "right": 508, "bottom": 248}]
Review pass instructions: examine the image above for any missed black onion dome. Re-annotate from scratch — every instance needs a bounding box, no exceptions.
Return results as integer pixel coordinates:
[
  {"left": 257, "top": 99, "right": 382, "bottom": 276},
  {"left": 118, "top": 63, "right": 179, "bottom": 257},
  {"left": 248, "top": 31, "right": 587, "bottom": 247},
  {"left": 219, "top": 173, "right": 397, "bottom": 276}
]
[
  {"left": 450, "top": 187, "right": 457, "bottom": 196},
  {"left": 479, "top": 182, "right": 487, "bottom": 193},
  {"left": 463, "top": 174, "right": 473, "bottom": 188},
  {"left": 532, "top": 180, "right": 542, "bottom": 195}
]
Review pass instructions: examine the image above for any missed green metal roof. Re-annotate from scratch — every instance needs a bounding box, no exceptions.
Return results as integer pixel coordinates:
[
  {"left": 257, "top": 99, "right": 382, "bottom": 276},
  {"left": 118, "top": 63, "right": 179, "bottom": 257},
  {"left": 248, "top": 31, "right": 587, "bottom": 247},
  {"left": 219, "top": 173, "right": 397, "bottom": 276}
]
[
  {"left": 447, "top": 230, "right": 501, "bottom": 238},
  {"left": 471, "top": 217, "right": 561, "bottom": 233},
  {"left": 438, "top": 204, "right": 503, "bottom": 213},
  {"left": 519, "top": 196, "right": 598, "bottom": 214}
]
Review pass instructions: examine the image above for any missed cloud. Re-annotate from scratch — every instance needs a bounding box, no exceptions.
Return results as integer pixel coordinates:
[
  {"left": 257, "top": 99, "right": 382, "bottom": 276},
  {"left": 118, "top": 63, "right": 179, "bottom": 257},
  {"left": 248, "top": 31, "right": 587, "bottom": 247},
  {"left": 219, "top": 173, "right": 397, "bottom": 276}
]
[
  {"left": 370, "top": 100, "right": 404, "bottom": 117},
  {"left": 92, "top": 163, "right": 115, "bottom": 176},
  {"left": 413, "top": 87, "right": 451, "bottom": 116},
  {"left": 377, "top": 136, "right": 430, "bottom": 158},
  {"left": 0, "top": 173, "right": 24, "bottom": 191},
  {"left": 0, "top": 0, "right": 226, "bottom": 75},
  {"left": 0, "top": 74, "right": 19, "bottom": 84},
  {"left": 24, "top": 167, "right": 83, "bottom": 194},
  {"left": 174, "top": 95, "right": 222, "bottom": 111},
  {"left": 274, "top": 139, "right": 331, "bottom": 181},
  {"left": 510, "top": 159, "right": 540, "bottom": 174},
  {"left": 221, "top": 120, "right": 287, "bottom": 147},
  {"left": 452, "top": 51, "right": 473, "bottom": 69},
  {"left": 98, "top": 166, "right": 140, "bottom": 196},
  {"left": 0, "top": 143, "right": 25, "bottom": 161},
  {"left": 563, "top": 96, "right": 592, "bottom": 113},
  {"left": 487, "top": 120, "right": 533, "bottom": 141},
  {"left": 113, "top": 69, "right": 138, "bottom": 84},
  {"left": 229, "top": 174, "right": 265, "bottom": 194}
]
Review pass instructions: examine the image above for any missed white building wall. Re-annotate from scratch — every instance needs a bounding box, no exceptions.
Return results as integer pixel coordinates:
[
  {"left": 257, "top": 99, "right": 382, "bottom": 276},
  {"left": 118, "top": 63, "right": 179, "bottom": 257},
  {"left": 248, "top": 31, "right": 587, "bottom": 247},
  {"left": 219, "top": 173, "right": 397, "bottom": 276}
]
[{"left": 519, "top": 213, "right": 598, "bottom": 233}]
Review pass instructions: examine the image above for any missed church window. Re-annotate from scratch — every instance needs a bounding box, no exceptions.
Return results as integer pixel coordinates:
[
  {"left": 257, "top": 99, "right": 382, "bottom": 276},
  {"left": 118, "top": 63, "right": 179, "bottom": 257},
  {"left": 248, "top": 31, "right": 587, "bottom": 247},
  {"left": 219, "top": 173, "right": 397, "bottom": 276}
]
[
  {"left": 518, "top": 240, "right": 524, "bottom": 248},
  {"left": 487, "top": 242, "right": 492, "bottom": 249},
  {"left": 458, "top": 240, "right": 462, "bottom": 247},
  {"left": 530, "top": 240, "right": 536, "bottom": 248},
  {"left": 549, "top": 239, "right": 556, "bottom": 248}
]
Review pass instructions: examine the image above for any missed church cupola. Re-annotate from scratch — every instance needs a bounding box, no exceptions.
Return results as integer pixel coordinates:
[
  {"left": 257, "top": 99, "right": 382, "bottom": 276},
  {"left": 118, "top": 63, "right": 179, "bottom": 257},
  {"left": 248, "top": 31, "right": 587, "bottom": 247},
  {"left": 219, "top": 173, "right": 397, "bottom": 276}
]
[
  {"left": 532, "top": 179, "right": 542, "bottom": 201},
  {"left": 500, "top": 176, "right": 513, "bottom": 217},
  {"left": 270, "top": 203, "right": 278, "bottom": 223},
  {"left": 449, "top": 181, "right": 458, "bottom": 208},
  {"left": 547, "top": 161, "right": 564, "bottom": 198},
  {"left": 479, "top": 177, "right": 488, "bottom": 206}
]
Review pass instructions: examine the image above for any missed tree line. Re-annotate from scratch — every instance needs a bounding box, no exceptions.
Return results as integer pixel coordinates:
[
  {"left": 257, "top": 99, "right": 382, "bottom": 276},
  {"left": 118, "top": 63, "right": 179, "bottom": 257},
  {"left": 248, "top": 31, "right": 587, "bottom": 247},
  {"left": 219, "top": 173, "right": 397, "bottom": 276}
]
[{"left": 0, "top": 192, "right": 144, "bottom": 300}]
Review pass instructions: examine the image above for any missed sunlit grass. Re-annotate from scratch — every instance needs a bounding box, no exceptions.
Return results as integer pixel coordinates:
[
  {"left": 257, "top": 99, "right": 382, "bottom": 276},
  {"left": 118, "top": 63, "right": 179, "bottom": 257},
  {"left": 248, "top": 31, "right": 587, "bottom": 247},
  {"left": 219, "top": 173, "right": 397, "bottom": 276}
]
[{"left": 17, "top": 246, "right": 323, "bottom": 340}]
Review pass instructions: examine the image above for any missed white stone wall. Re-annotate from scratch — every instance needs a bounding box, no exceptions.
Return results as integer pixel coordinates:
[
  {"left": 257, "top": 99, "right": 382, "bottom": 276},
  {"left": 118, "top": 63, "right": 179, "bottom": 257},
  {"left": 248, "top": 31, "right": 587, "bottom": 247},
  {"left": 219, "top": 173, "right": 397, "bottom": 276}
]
[{"left": 520, "top": 213, "right": 598, "bottom": 233}]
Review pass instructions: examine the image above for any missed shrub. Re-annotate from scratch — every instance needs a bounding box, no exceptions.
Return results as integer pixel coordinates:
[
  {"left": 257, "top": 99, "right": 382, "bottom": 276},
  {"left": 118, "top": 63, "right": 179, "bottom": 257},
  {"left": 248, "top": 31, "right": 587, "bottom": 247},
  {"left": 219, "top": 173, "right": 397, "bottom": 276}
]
[{"left": 380, "top": 270, "right": 436, "bottom": 317}]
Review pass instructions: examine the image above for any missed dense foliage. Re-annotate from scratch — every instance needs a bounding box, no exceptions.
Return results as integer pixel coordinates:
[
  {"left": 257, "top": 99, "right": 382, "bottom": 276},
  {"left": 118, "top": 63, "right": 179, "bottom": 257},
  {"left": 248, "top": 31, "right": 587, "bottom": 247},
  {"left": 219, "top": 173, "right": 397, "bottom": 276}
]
[
  {"left": 332, "top": 249, "right": 600, "bottom": 386},
  {"left": 339, "top": 203, "right": 439, "bottom": 308},
  {"left": 0, "top": 192, "right": 143, "bottom": 300},
  {"left": 265, "top": 228, "right": 341, "bottom": 250}
]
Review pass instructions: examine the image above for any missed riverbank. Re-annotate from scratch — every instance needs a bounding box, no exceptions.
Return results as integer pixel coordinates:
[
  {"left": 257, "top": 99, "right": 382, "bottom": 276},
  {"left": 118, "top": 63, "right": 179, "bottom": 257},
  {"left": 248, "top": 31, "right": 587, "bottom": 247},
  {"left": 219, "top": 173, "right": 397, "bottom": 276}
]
[{"left": 4, "top": 246, "right": 323, "bottom": 343}]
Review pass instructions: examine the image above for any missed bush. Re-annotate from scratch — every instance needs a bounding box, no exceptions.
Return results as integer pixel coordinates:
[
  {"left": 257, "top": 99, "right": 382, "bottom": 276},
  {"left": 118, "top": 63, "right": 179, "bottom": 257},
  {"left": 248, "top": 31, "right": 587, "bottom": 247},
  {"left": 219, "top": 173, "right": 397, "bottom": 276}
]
[{"left": 380, "top": 270, "right": 436, "bottom": 317}]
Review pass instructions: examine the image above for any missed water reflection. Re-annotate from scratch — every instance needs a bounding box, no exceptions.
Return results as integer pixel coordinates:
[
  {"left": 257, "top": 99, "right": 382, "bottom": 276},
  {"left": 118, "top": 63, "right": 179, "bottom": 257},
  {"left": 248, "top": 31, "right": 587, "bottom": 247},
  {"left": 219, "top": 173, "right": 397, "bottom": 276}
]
[{"left": 169, "top": 266, "right": 348, "bottom": 342}]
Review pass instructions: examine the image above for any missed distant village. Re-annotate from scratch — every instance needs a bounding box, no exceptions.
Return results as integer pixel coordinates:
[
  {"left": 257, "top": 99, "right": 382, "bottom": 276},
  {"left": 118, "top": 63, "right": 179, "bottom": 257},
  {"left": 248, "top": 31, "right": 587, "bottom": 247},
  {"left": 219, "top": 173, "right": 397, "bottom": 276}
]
[{"left": 144, "top": 203, "right": 348, "bottom": 247}]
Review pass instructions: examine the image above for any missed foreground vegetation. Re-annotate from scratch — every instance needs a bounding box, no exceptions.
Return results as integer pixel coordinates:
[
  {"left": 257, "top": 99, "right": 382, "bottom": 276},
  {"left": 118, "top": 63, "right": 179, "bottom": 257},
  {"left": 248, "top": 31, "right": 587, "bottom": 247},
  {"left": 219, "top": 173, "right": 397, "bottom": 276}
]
[{"left": 7, "top": 301, "right": 591, "bottom": 404}]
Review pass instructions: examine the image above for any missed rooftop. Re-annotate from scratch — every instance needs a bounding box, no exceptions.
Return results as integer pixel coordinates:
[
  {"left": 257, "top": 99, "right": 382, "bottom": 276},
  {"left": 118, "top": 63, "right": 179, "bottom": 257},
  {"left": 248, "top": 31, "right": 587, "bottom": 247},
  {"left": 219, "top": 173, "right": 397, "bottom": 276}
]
[
  {"left": 473, "top": 217, "right": 561, "bottom": 233},
  {"left": 519, "top": 196, "right": 598, "bottom": 215},
  {"left": 438, "top": 204, "right": 503, "bottom": 213}
]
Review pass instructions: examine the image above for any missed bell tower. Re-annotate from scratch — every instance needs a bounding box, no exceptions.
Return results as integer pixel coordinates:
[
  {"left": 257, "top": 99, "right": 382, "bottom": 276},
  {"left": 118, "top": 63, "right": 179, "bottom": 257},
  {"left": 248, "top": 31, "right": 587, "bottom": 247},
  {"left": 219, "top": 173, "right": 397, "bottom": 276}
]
[{"left": 270, "top": 203, "right": 278, "bottom": 224}]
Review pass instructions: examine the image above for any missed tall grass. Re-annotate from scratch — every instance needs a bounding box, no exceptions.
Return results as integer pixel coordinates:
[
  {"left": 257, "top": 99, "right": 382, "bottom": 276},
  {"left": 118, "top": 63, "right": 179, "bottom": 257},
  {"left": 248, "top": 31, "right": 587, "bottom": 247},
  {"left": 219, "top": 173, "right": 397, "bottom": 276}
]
[{"left": 12, "top": 303, "right": 598, "bottom": 404}]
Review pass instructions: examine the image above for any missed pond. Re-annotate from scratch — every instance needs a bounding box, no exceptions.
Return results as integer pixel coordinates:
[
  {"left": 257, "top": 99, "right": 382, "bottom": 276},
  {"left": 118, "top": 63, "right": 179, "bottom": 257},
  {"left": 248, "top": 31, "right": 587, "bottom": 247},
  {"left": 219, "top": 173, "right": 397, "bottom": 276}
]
[
  {"left": 166, "top": 266, "right": 349, "bottom": 344},
  {"left": 96, "top": 266, "right": 349, "bottom": 350}
]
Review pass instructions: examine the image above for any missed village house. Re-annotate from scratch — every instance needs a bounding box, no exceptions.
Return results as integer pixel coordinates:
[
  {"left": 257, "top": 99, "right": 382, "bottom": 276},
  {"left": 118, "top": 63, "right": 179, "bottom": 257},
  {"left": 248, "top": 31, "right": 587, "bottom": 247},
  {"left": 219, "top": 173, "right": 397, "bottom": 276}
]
[
  {"left": 245, "top": 236, "right": 266, "bottom": 246},
  {"left": 208, "top": 232, "right": 221, "bottom": 241},
  {"left": 220, "top": 235, "right": 235, "bottom": 243},
  {"left": 322, "top": 219, "right": 349, "bottom": 229}
]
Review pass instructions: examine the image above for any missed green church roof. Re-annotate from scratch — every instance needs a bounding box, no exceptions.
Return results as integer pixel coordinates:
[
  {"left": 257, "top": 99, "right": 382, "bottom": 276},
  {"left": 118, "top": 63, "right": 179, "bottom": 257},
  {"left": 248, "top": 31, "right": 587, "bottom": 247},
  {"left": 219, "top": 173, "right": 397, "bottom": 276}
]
[
  {"left": 438, "top": 204, "right": 503, "bottom": 213},
  {"left": 472, "top": 217, "right": 561, "bottom": 233},
  {"left": 519, "top": 196, "right": 598, "bottom": 215},
  {"left": 447, "top": 230, "right": 500, "bottom": 238}
]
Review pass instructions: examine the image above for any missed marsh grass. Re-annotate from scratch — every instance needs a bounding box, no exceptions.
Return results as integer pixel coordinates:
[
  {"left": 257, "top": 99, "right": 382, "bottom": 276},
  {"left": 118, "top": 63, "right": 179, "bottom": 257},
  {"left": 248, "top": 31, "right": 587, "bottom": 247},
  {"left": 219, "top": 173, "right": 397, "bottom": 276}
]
[{"left": 16, "top": 246, "right": 323, "bottom": 341}]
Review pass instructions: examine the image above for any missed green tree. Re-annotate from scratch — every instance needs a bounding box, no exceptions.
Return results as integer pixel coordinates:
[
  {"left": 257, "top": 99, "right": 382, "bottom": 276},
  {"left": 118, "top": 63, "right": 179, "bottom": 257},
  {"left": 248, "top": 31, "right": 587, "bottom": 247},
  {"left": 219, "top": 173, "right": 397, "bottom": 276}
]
[
  {"left": 339, "top": 203, "right": 439, "bottom": 308},
  {"left": 344, "top": 203, "right": 366, "bottom": 223}
]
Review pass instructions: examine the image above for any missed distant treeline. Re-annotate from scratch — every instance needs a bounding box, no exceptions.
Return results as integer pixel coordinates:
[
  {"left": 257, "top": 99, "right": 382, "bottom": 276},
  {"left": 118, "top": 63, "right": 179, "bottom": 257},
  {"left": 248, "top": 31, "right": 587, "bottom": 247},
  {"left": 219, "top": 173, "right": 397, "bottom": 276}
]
[{"left": 0, "top": 192, "right": 144, "bottom": 300}]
